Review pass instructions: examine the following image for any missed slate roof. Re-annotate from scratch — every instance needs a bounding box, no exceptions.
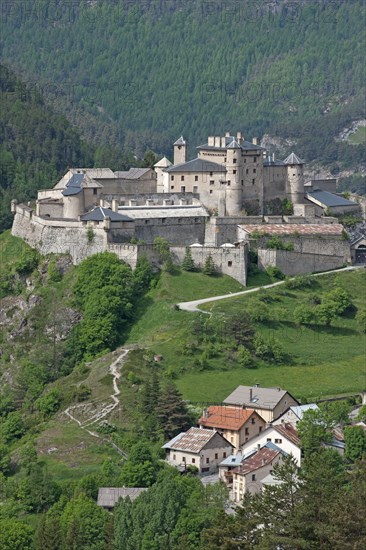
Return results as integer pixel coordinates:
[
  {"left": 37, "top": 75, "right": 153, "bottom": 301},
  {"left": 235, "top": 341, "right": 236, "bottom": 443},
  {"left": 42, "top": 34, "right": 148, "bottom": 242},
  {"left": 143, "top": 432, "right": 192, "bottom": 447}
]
[
  {"left": 80, "top": 207, "right": 132, "bottom": 222},
  {"left": 162, "top": 427, "right": 231, "bottom": 453},
  {"left": 199, "top": 406, "right": 259, "bottom": 431},
  {"left": 232, "top": 446, "right": 281, "bottom": 476},
  {"left": 115, "top": 168, "right": 152, "bottom": 180},
  {"left": 197, "top": 137, "right": 264, "bottom": 151},
  {"left": 306, "top": 189, "right": 358, "bottom": 208},
  {"left": 239, "top": 223, "right": 344, "bottom": 236},
  {"left": 118, "top": 205, "right": 209, "bottom": 219},
  {"left": 274, "top": 423, "right": 301, "bottom": 447},
  {"left": 97, "top": 487, "right": 147, "bottom": 508},
  {"left": 283, "top": 152, "right": 304, "bottom": 165},
  {"left": 154, "top": 156, "right": 172, "bottom": 168},
  {"left": 263, "top": 158, "right": 285, "bottom": 166},
  {"left": 62, "top": 173, "right": 84, "bottom": 196},
  {"left": 227, "top": 138, "right": 241, "bottom": 149},
  {"left": 165, "top": 157, "right": 226, "bottom": 173},
  {"left": 224, "top": 385, "right": 298, "bottom": 411},
  {"left": 174, "top": 136, "right": 186, "bottom": 145},
  {"left": 289, "top": 404, "right": 319, "bottom": 420}
]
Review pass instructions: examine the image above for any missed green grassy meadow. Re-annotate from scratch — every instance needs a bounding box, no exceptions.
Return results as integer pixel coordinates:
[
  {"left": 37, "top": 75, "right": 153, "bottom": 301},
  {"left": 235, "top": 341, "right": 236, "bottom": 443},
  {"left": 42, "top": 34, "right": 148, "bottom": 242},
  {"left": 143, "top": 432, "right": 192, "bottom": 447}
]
[{"left": 347, "top": 126, "right": 366, "bottom": 145}]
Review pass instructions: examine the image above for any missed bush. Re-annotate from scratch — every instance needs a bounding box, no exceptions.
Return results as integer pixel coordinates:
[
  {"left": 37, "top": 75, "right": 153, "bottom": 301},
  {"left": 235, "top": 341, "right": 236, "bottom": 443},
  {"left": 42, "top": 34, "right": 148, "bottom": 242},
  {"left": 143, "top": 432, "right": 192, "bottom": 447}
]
[
  {"left": 14, "top": 248, "right": 39, "bottom": 275},
  {"left": 266, "top": 237, "right": 294, "bottom": 251},
  {"left": 265, "top": 266, "right": 285, "bottom": 280},
  {"left": 285, "top": 274, "right": 316, "bottom": 289},
  {"left": 237, "top": 345, "right": 255, "bottom": 368},
  {"left": 246, "top": 301, "right": 270, "bottom": 322},
  {"left": 293, "top": 304, "right": 314, "bottom": 325},
  {"left": 323, "top": 287, "right": 352, "bottom": 315},
  {"left": 47, "top": 260, "right": 62, "bottom": 283}
]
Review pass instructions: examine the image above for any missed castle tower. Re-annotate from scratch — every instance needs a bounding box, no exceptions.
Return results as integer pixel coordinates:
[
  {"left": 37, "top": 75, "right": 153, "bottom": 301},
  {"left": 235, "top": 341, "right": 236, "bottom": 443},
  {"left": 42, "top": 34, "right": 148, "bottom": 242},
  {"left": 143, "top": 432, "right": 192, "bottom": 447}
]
[
  {"left": 154, "top": 156, "right": 172, "bottom": 193},
  {"left": 284, "top": 152, "right": 304, "bottom": 205},
  {"left": 173, "top": 136, "right": 188, "bottom": 165},
  {"left": 225, "top": 138, "right": 243, "bottom": 216}
]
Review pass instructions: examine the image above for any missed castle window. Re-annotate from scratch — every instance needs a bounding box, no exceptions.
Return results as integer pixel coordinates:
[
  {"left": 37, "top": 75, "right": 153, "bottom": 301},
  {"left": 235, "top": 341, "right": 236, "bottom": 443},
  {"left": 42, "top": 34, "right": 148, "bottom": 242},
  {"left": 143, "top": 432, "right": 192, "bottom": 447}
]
[
  {"left": 253, "top": 169, "right": 256, "bottom": 174},
  {"left": 233, "top": 170, "right": 236, "bottom": 174},
  {"left": 244, "top": 158, "right": 247, "bottom": 163},
  {"left": 252, "top": 474, "right": 256, "bottom": 481},
  {"left": 206, "top": 457, "right": 209, "bottom": 464},
  {"left": 181, "top": 175, "right": 185, "bottom": 181},
  {"left": 171, "top": 175, "right": 174, "bottom": 181},
  {"left": 145, "top": 220, "right": 150, "bottom": 224},
  {"left": 223, "top": 452, "right": 227, "bottom": 458},
  {"left": 195, "top": 175, "right": 198, "bottom": 181},
  {"left": 210, "top": 180, "right": 214, "bottom": 185},
  {"left": 228, "top": 261, "right": 232, "bottom": 267},
  {"left": 241, "top": 180, "right": 244, "bottom": 185},
  {"left": 210, "top": 190, "right": 213, "bottom": 194},
  {"left": 215, "top": 453, "right": 218, "bottom": 459},
  {"left": 162, "top": 218, "right": 166, "bottom": 223},
  {"left": 181, "top": 186, "right": 186, "bottom": 193},
  {"left": 210, "top": 171, "right": 213, "bottom": 176},
  {"left": 252, "top": 179, "right": 255, "bottom": 185},
  {"left": 192, "top": 458, "right": 195, "bottom": 464},
  {"left": 193, "top": 186, "right": 198, "bottom": 193},
  {"left": 254, "top": 157, "right": 257, "bottom": 163},
  {"left": 233, "top": 158, "right": 237, "bottom": 164},
  {"left": 246, "top": 169, "right": 249, "bottom": 174},
  {"left": 195, "top": 218, "right": 199, "bottom": 223},
  {"left": 93, "top": 189, "right": 97, "bottom": 195},
  {"left": 171, "top": 186, "right": 175, "bottom": 190}
]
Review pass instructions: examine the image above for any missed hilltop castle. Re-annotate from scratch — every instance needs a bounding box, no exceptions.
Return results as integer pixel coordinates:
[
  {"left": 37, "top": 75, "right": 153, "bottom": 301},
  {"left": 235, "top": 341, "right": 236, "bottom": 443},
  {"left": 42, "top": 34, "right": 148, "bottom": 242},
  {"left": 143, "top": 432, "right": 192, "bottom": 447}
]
[{"left": 11, "top": 132, "right": 361, "bottom": 284}]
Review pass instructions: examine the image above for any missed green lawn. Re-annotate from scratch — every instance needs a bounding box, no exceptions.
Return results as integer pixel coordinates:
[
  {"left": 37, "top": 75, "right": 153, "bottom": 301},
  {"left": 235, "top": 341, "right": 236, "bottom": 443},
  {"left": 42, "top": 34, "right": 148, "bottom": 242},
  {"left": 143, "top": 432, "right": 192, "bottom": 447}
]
[{"left": 347, "top": 126, "right": 366, "bottom": 145}]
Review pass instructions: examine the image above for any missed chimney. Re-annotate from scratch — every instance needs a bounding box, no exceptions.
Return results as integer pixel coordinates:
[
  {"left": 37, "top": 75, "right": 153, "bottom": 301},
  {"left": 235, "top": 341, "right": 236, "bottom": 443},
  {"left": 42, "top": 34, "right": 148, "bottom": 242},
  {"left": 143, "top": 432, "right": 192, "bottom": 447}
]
[
  {"left": 221, "top": 137, "right": 226, "bottom": 147},
  {"left": 214, "top": 136, "right": 221, "bottom": 147},
  {"left": 99, "top": 198, "right": 104, "bottom": 208},
  {"left": 262, "top": 458, "right": 266, "bottom": 466},
  {"left": 249, "top": 388, "right": 253, "bottom": 401},
  {"left": 252, "top": 137, "right": 258, "bottom": 145},
  {"left": 225, "top": 131, "right": 230, "bottom": 137},
  {"left": 272, "top": 153, "right": 275, "bottom": 161},
  {"left": 208, "top": 136, "right": 214, "bottom": 146},
  {"left": 237, "top": 131, "right": 242, "bottom": 141},
  {"left": 257, "top": 443, "right": 260, "bottom": 451},
  {"left": 112, "top": 199, "right": 118, "bottom": 212}
]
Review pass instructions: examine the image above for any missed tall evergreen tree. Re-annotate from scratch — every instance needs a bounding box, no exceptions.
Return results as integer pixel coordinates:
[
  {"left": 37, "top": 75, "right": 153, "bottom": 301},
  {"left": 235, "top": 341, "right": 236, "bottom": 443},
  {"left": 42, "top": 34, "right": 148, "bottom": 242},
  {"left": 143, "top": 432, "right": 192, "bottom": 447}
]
[
  {"left": 157, "top": 382, "right": 192, "bottom": 439},
  {"left": 182, "top": 248, "right": 195, "bottom": 272}
]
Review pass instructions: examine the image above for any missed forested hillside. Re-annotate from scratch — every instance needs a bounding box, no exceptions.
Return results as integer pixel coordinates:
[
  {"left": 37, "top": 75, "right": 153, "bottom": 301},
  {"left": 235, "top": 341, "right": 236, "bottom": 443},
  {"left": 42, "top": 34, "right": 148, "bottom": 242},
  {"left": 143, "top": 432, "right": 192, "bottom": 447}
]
[{"left": 0, "top": 0, "right": 365, "bottom": 169}]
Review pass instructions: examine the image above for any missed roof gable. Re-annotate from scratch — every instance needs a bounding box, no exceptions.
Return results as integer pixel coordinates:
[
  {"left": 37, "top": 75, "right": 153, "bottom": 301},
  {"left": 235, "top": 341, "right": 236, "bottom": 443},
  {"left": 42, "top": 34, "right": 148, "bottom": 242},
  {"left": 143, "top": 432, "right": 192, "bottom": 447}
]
[
  {"left": 199, "top": 406, "right": 259, "bottom": 431},
  {"left": 223, "top": 385, "right": 297, "bottom": 410},
  {"left": 162, "top": 427, "right": 232, "bottom": 453},
  {"left": 165, "top": 157, "right": 226, "bottom": 173}
]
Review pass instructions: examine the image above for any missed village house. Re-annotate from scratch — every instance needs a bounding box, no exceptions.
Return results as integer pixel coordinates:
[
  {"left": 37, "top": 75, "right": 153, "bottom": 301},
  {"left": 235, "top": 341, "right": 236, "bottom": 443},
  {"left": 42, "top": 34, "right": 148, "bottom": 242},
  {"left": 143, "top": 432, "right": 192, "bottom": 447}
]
[
  {"left": 239, "top": 423, "right": 302, "bottom": 465},
  {"left": 223, "top": 385, "right": 299, "bottom": 423},
  {"left": 273, "top": 403, "right": 319, "bottom": 427},
  {"left": 198, "top": 406, "right": 266, "bottom": 450},
  {"left": 162, "top": 427, "right": 233, "bottom": 475},
  {"left": 231, "top": 443, "right": 286, "bottom": 502}
]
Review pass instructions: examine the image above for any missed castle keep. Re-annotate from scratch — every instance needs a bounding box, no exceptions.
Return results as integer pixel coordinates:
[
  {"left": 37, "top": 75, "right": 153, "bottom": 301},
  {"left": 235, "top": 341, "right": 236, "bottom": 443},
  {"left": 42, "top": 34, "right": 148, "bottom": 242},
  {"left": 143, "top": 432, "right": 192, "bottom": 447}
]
[{"left": 11, "top": 132, "right": 359, "bottom": 284}]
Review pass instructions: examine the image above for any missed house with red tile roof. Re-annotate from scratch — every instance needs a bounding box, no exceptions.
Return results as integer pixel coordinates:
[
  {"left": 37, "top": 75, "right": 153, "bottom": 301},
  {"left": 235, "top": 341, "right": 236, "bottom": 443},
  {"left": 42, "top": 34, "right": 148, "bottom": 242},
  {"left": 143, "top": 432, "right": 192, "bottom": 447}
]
[
  {"left": 239, "top": 423, "right": 302, "bottom": 465},
  {"left": 162, "top": 427, "right": 233, "bottom": 475},
  {"left": 231, "top": 443, "right": 286, "bottom": 502},
  {"left": 198, "top": 406, "right": 266, "bottom": 450}
]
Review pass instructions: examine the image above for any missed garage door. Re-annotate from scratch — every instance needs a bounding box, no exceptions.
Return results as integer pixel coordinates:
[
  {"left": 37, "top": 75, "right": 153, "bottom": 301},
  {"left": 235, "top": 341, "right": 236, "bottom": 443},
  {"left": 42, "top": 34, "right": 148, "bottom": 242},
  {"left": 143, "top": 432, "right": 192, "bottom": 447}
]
[{"left": 355, "top": 245, "right": 366, "bottom": 264}]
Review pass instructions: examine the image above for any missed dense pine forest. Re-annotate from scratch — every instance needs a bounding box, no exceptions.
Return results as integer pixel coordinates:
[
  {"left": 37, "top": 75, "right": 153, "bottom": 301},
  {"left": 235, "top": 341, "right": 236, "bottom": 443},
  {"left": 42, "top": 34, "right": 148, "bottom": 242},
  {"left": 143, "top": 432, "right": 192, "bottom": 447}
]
[{"left": 0, "top": 0, "right": 365, "bottom": 168}]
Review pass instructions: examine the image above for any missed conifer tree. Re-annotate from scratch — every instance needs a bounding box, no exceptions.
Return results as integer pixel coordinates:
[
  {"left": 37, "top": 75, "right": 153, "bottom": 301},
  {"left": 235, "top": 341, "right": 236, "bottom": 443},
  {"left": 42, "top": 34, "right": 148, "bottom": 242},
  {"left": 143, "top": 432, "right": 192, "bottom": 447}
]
[
  {"left": 203, "top": 254, "right": 216, "bottom": 276},
  {"left": 157, "top": 382, "right": 192, "bottom": 439},
  {"left": 181, "top": 247, "right": 195, "bottom": 272}
]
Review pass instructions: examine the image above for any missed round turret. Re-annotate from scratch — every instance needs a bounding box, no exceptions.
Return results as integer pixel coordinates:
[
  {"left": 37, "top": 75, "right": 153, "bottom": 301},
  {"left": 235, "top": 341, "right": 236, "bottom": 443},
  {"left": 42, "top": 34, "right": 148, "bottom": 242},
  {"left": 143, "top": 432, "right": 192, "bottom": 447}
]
[
  {"left": 284, "top": 152, "right": 304, "bottom": 205},
  {"left": 225, "top": 139, "right": 243, "bottom": 216}
]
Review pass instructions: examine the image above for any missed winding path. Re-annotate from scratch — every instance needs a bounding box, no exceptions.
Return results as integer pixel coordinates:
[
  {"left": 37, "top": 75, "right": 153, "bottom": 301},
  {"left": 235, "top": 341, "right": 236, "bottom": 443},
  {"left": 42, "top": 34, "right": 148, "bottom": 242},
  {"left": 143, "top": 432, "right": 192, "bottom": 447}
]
[
  {"left": 177, "top": 265, "right": 363, "bottom": 313},
  {"left": 64, "top": 348, "right": 130, "bottom": 457}
]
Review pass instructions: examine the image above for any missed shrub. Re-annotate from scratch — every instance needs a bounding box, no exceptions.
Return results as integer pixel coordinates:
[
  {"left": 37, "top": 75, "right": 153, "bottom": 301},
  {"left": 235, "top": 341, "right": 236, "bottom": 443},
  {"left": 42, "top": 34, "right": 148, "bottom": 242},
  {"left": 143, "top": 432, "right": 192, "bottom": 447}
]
[
  {"left": 237, "top": 345, "right": 255, "bottom": 368},
  {"left": 246, "top": 301, "right": 270, "bottom": 322},
  {"left": 266, "top": 237, "right": 294, "bottom": 251},
  {"left": 14, "top": 248, "right": 39, "bottom": 275},
  {"left": 323, "top": 287, "right": 352, "bottom": 315},
  {"left": 265, "top": 266, "right": 285, "bottom": 279},
  {"left": 47, "top": 260, "right": 62, "bottom": 283},
  {"left": 285, "top": 274, "right": 316, "bottom": 289},
  {"left": 293, "top": 304, "right": 314, "bottom": 325},
  {"left": 86, "top": 224, "right": 95, "bottom": 243}
]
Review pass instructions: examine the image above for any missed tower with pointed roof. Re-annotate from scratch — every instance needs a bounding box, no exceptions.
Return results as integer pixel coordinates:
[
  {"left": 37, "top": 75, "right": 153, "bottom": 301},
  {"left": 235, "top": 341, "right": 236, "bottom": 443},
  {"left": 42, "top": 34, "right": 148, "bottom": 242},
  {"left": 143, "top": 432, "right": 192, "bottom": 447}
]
[
  {"left": 284, "top": 152, "right": 304, "bottom": 205},
  {"left": 173, "top": 136, "right": 188, "bottom": 165},
  {"left": 225, "top": 138, "right": 243, "bottom": 215},
  {"left": 154, "top": 156, "right": 172, "bottom": 193}
]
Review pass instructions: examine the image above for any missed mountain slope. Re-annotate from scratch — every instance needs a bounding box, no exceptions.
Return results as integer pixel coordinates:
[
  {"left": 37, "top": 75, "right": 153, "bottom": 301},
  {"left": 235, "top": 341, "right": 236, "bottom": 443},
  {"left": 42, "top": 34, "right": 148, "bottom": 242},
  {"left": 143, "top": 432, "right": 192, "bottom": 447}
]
[{"left": 0, "top": 0, "right": 365, "bottom": 167}]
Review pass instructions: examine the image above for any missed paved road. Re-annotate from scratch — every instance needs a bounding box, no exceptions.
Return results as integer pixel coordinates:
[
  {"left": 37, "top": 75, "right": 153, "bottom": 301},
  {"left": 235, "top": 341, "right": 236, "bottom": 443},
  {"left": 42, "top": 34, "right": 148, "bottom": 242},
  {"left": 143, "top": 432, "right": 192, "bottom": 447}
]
[{"left": 177, "top": 265, "right": 363, "bottom": 313}]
